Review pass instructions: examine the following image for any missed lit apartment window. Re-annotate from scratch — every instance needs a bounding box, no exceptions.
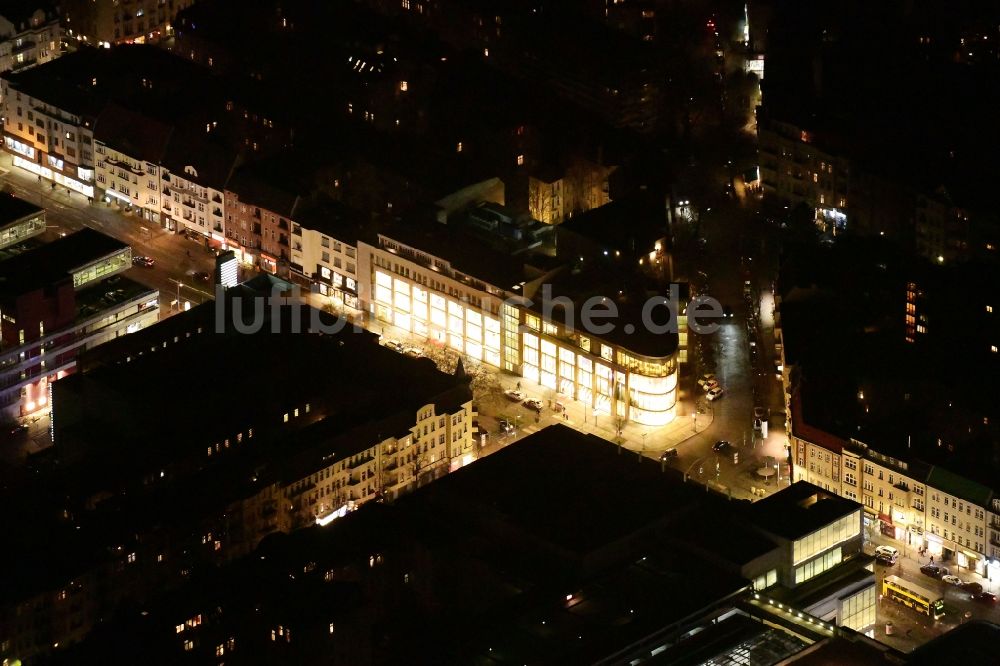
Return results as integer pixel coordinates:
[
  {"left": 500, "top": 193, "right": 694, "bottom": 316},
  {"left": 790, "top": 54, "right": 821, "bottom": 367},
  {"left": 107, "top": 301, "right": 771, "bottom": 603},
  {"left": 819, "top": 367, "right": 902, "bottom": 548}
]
[
  {"left": 283, "top": 413, "right": 289, "bottom": 423},
  {"left": 456, "top": 141, "right": 463, "bottom": 153},
  {"left": 516, "top": 154, "right": 524, "bottom": 166},
  {"left": 988, "top": 305, "right": 993, "bottom": 313},
  {"left": 184, "top": 640, "right": 194, "bottom": 651},
  {"left": 399, "top": 80, "right": 408, "bottom": 92},
  {"left": 992, "top": 345, "right": 998, "bottom": 353}
]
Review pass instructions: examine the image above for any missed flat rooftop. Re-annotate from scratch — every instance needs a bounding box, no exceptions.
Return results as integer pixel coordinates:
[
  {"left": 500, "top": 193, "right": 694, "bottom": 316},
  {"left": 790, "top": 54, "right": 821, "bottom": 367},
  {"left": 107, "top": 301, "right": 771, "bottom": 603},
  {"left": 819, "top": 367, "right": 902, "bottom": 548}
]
[
  {"left": 0, "top": 227, "right": 127, "bottom": 305},
  {"left": 407, "top": 423, "right": 707, "bottom": 555},
  {"left": 0, "top": 192, "right": 43, "bottom": 226},
  {"left": 746, "top": 481, "right": 860, "bottom": 542}
]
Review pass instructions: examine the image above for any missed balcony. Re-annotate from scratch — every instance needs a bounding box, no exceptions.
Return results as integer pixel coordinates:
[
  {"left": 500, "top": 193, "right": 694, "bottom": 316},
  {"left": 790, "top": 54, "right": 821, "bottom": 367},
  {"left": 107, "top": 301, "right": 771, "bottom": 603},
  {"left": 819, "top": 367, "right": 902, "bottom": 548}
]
[
  {"left": 348, "top": 455, "right": 373, "bottom": 469},
  {"left": 182, "top": 199, "right": 195, "bottom": 208},
  {"left": 11, "top": 57, "right": 37, "bottom": 71},
  {"left": 13, "top": 41, "right": 37, "bottom": 55},
  {"left": 212, "top": 208, "right": 222, "bottom": 217},
  {"left": 893, "top": 482, "right": 910, "bottom": 492},
  {"left": 211, "top": 193, "right": 222, "bottom": 203}
]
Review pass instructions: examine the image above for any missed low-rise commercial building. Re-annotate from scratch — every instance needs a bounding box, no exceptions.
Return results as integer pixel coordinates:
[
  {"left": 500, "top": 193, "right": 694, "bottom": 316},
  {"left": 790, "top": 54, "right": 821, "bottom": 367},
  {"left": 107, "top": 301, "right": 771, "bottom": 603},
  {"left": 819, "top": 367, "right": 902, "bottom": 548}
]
[
  {"left": 0, "top": 225, "right": 158, "bottom": 418},
  {"left": 0, "top": 193, "right": 44, "bottom": 249},
  {"left": 359, "top": 201, "right": 681, "bottom": 425}
]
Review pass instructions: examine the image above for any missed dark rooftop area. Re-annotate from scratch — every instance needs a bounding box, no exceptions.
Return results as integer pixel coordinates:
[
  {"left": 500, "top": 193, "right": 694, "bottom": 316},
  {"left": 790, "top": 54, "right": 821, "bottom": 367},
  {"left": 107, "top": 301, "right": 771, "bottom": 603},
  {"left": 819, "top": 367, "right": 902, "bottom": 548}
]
[
  {"left": 0, "top": 227, "right": 127, "bottom": 305},
  {"left": 407, "top": 423, "right": 708, "bottom": 556},
  {"left": 746, "top": 481, "right": 860, "bottom": 542},
  {"left": 0, "top": 192, "right": 42, "bottom": 225}
]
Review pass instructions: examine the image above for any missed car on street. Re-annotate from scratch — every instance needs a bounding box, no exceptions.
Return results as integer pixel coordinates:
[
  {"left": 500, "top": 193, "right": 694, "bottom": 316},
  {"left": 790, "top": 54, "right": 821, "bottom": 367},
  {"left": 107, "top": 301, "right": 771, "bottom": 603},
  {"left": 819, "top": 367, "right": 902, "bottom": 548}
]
[
  {"left": 660, "top": 448, "right": 678, "bottom": 461},
  {"left": 722, "top": 305, "right": 734, "bottom": 319},
  {"left": 874, "top": 546, "right": 898, "bottom": 565},
  {"left": 698, "top": 372, "right": 718, "bottom": 390},
  {"left": 712, "top": 440, "right": 731, "bottom": 453},
  {"left": 753, "top": 418, "right": 762, "bottom": 431},
  {"left": 132, "top": 255, "right": 155, "bottom": 268},
  {"left": 942, "top": 575, "right": 963, "bottom": 586},
  {"left": 701, "top": 379, "right": 720, "bottom": 392},
  {"left": 697, "top": 374, "right": 717, "bottom": 389},
  {"left": 706, "top": 387, "right": 725, "bottom": 401},
  {"left": 8, "top": 423, "right": 29, "bottom": 437},
  {"left": 193, "top": 271, "right": 211, "bottom": 282},
  {"left": 497, "top": 418, "right": 515, "bottom": 434},
  {"left": 920, "top": 564, "right": 948, "bottom": 579},
  {"left": 972, "top": 591, "right": 997, "bottom": 605},
  {"left": 381, "top": 339, "right": 404, "bottom": 352},
  {"left": 524, "top": 398, "right": 544, "bottom": 411},
  {"left": 754, "top": 407, "right": 767, "bottom": 421},
  {"left": 504, "top": 389, "right": 525, "bottom": 402},
  {"left": 961, "top": 581, "right": 984, "bottom": 595},
  {"left": 403, "top": 346, "right": 422, "bottom": 358}
]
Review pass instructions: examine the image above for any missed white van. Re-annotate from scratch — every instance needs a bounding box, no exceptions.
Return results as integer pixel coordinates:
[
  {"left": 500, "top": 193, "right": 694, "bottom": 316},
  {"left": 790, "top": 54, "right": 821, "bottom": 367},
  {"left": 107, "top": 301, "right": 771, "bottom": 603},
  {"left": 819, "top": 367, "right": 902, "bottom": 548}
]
[{"left": 875, "top": 545, "right": 899, "bottom": 564}]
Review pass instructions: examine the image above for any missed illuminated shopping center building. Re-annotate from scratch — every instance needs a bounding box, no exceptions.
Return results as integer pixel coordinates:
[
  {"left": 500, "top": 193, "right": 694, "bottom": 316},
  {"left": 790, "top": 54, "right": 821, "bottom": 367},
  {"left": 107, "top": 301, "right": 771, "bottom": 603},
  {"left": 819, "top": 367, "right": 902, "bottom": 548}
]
[{"left": 358, "top": 202, "right": 680, "bottom": 426}]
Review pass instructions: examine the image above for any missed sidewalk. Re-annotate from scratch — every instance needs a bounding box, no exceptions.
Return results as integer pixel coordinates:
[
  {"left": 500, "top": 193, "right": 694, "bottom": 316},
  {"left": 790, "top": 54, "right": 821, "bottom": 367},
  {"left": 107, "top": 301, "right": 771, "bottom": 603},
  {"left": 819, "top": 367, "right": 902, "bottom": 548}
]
[{"left": 499, "top": 373, "right": 709, "bottom": 456}]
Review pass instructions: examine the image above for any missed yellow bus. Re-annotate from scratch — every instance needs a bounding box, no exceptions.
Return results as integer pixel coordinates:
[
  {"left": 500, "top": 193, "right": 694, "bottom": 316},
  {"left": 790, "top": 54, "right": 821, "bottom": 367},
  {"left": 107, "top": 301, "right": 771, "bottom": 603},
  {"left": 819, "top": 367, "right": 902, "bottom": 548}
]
[{"left": 882, "top": 575, "right": 945, "bottom": 619}]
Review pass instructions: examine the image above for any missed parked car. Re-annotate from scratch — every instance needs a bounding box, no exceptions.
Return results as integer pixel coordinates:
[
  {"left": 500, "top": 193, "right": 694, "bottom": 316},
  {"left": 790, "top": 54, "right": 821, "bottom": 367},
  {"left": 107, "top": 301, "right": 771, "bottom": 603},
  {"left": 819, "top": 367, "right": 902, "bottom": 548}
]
[
  {"left": 972, "top": 591, "right": 997, "bottom": 605},
  {"left": 504, "top": 389, "right": 525, "bottom": 402},
  {"left": 712, "top": 440, "right": 731, "bottom": 453},
  {"left": 722, "top": 305, "right": 734, "bottom": 318},
  {"left": 697, "top": 373, "right": 717, "bottom": 389},
  {"left": 707, "top": 387, "right": 725, "bottom": 401},
  {"left": 381, "top": 339, "right": 404, "bottom": 352},
  {"left": 497, "top": 418, "right": 515, "bottom": 434},
  {"left": 403, "top": 346, "right": 422, "bottom": 358},
  {"left": 942, "top": 575, "right": 963, "bottom": 586},
  {"left": 132, "top": 255, "right": 155, "bottom": 268},
  {"left": 753, "top": 406, "right": 768, "bottom": 421},
  {"left": 920, "top": 564, "right": 947, "bottom": 579},
  {"left": 193, "top": 271, "right": 211, "bottom": 282},
  {"left": 874, "top": 546, "right": 898, "bottom": 565},
  {"left": 8, "top": 423, "right": 29, "bottom": 437},
  {"left": 961, "top": 581, "right": 984, "bottom": 595},
  {"left": 660, "top": 448, "right": 678, "bottom": 461},
  {"left": 701, "top": 379, "right": 720, "bottom": 392},
  {"left": 524, "top": 398, "right": 544, "bottom": 411}
]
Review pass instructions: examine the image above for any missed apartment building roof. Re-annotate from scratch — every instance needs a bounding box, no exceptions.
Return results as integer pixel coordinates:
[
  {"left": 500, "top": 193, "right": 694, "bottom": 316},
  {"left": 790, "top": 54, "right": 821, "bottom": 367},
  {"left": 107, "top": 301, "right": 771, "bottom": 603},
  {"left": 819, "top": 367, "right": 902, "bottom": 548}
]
[
  {"left": 161, "top": 130, "right": 240, "bottom": 191},
  {"left": 747, "top": 481, "right": 860, "bottom": 542},
  {"left": 54, "top": 302, "right": 471, "bottom": 498},
  {"left": 1, "top": 46, "right": 107, "bottom": 118},
  {"left": 292, "top": 195, "right": 367, "bottom": 244},
  {"left": 790, "top": 390, "right": 847, "bottom": 454},
  {"left": 0, "top": 227, "right": 126, "bottom": 304},
  {"left": 375, "top": 215, "right": 544, "bottom": 293},
  {"left": 0, "top": 2, "right": 56, "bottom": 33},
  {"left": 0, "top": 192, "right": 42, "bottom": 226},
  {"left": 926, "top": 467, "right": 992, "bottom": 508},
  {"left": 94, "top": 102, "right": 174, "bottom": 162},
  {"left": 225, "top": 166, "right": 300, "bottom": 219},
  {"left": 557, "top": 192, "right": 667, "bottom": 255}
]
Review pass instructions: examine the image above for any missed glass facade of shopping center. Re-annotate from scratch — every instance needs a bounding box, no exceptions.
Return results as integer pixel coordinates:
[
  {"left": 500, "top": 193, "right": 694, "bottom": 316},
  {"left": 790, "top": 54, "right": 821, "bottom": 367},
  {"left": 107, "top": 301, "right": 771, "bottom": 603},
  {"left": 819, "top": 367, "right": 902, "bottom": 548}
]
[{"left": 369, "top": 259, "right": 678, "bottom": 426}]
